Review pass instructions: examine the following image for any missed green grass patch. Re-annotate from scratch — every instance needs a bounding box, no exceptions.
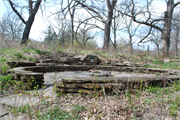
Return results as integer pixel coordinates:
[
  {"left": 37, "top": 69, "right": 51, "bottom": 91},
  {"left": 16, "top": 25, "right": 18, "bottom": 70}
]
[
  {"left": 0, "top": 74, "right": 17, "bottom": 94},
  {"left": 0, "top": 74, "right": 13, "bottom": 82},
  {"left": 71, "top": 104, "right": 87, "bottom": 116},
  {"left": 0, "top": 64, "right": 9, "bottom": 75},
  {"left": 10, "top": 97, "right": 86, "bottom": 119},
  {"left": 0, "top": 57, "right": 6, "bottom": 63},
  {"left": 171, "top": 56, "right": 180, "bottom": 59},
  {"left": 56, "top": 47, "right": 65, "bottom": 53},
  {"left": 11, "top": 104, "right": 33, "bottom": 115},
  {"left": 145, "top": 83, "right": 180, "bottom": 118},
  {"left": 36, "top": 106, "right": 74, "bottom": 120},
  {"left": 133, "top": 58, "right": 141, "bottom": 63},
  {"left": 144, "top": 61, "right": 180, "bottom": 69},
  {"left": 145, "top": 86, "right": 175, "bottom": 96},
  {"left": 22, "top": 48, "right": 32, "bottom": 53},
  {"left": 27, "top": 57, "right": 35, "bottom": 62},
  {"left": 94, "top": 51, "right": 106, "bottom": 55},
  {"left": 173, "top": 81, "right": 180, "bottom": 91},
  {"left": 41, "top": 100, "right": 51, "bottom": 106},
  {"left": 15, "top": 52, "right": 26, "bottom": 60},
  {"left": 34, "top": 49, "right": 41, "bottom": 54},
  {"left": 169, "top": 96, "right": 180, "bottom": 118},
  {"left": 143, "top": 98, "right": 152, "bottom": 106},
  {"left": 35, "top": 104, "right": 87, "bottom": 120},
  {"left": 21, "top": 48, "right": 45, "bottom": 55}
]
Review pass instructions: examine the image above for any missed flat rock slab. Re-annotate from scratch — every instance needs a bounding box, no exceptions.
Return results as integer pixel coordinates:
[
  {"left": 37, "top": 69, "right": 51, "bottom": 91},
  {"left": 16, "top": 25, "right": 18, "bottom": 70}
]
[
  {"left": 7, "top": 61, "right": 36, "bottom": 68},
  {"left": 36, "top": 63, "right": 56, "bottom": 66},
  {"left": 0, "top": 94, "right": 39, "bottom": 107},
  {"left": 7, "top": 67, "right": 44, "bottom": 87},
  {"left": 38, "top": 86, "right": 57, "bottom": 101},
  {"left": 22, "top": 65, "right": 180, "bottom": 75},
  {"left": 8, "top": 67, "right": 44, "bottom": 76},
  {"left": 0, "top": 86, "right": 56, "bottom": 107},
  {"left": 55, "top": 73, "right": 180, "bottom": 93},
  {"left": 58, "top": 75, "right": 180, "bottom": 83},
  {"left": 0, "top": 115, "right": 30, "bottom": 120},
  {"left": 44, "top": 71, "right": 157, "bottom": 83},
  {"left": 0, "top": 107, "right": 8, "bottom": 117}
]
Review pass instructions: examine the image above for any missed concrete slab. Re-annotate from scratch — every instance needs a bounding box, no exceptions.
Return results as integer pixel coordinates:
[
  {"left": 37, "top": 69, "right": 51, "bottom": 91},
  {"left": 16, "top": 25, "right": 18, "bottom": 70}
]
[
  {"left": 36, "top": 86, "right": 57, "bottom": 102},
  {"left": 0, "top": 107, "right": 8, "bottom": 117},
  {"left": 0, "top": 86, "right": 56, "bottom": 107},
  {"left": 0, "top": 115, "right": 30, "bottom": 120},
  {"left": 0, "top": 94, "right": 39, "bottom": 107}
]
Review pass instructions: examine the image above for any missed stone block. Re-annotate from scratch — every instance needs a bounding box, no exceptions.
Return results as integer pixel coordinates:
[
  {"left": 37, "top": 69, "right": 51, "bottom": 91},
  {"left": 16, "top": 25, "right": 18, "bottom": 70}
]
[
  {"left": 83, "top": 54, "right": 100, "bottom": 65},
  {"left": 7, "top": 61, "right": 36, "bottom": 68}
]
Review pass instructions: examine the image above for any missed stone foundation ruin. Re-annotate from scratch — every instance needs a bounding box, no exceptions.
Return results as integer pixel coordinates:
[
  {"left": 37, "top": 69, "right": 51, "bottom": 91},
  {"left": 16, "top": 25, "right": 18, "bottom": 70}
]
[{"left": 7, "top": 54, "right": 180, "bottom": 94}]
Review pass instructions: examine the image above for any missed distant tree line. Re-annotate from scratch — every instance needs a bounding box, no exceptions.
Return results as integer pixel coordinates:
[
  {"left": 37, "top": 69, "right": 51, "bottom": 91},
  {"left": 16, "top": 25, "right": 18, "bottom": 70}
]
[
  {"left": 44, "top": 24, "right": 98, "bottom": 49},
  {"left": 0, "top": 12, "right": 24, "bottom": 41},
  {"left": 1, "top": 0, "right": 180, "bottom": 56}
]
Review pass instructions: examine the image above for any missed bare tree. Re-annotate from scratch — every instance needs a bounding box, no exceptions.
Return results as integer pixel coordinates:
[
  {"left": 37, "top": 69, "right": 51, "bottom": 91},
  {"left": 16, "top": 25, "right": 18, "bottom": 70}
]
[
  {"left": 117, "top": 0, "right": 180, "bottom": 56},
  {"left": 44, "top": 25, "right": 56, "bottom": 46},
  {"left": 123, "top": 17, "right": 140, "bottom": 54},
  {"left": 171, "top": 26, "right": 180, "bottom": 56},
  {"left": 111, "top": 9, "right": 124, "bottom": 51},
  {"left": 0, "top": 12, "right": 24, "bottom": 41},
  {"left": 59, "top": 0, "right": 78, "bottom": 47},
  {"left": 49, "top": 12, "right": 70, "bottom": 47},
  {"left": 8, "top": 0, "right": 42, "bottom": 44},
  {"left": 151, "top": 29, "right": 161, "bottom": 55},
  {"left": 67, "top": 0, "right": 77, "bottom": 47},
  {"left": 171, "top": 9, "right": 180, "bottom": 56},
  {"left": 145, "top": 28, "right": 161, "bottom": 55},
  {"left": 75, "top": 22, "right": 96, "bottom": 49},
  {"left": 73, "top": 0, "right": 118, "bottom": 50},
  {"left": 160, "top": 0, "right": 180, "bottom": 56},
  {"left": 57, "top": 14, "right": 70, "bottom": 47},
  {"left": 0, "top": 16, "right": 6, "bottom": 40}
]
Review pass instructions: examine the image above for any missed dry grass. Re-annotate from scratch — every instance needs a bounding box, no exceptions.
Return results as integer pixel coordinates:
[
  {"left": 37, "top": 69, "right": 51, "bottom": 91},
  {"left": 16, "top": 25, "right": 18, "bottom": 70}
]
[
  {"left": 1, "top": 83, "right": 179, "bottom": 119},
  {"left": 53, "top": 88, "right": 180, "bottom": 119}
]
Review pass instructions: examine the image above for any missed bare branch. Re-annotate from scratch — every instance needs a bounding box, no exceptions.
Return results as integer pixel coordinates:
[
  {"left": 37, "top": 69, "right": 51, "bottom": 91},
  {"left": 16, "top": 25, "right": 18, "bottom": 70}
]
[
  {"left": 116, "top": 8, "right": 163, "bottom": 32},
  {"left": 8, "top": 0, "right": 26, "bottom": 24},
  {"left": 49, "top": 1, "right": 79, "bottom": 17},
  {"left": 75, "top": 16, "right": 98, "bottom": 41},
  {"left": 173, "top": 1, "right": 180, "bottom": 8},
  {"left": 31, "top": 0, "right": 42, "bottom": 16},
  {"left": 29, "top": 0, "right": 33, "bottom": 14},
  {"left": 62, "top": 0, "right": 73, "bottom": 12},
  {"left": 73, "top": 0, "right": 105, "bottom": 22},
  {"left": 138, "top": 27, "right": 152, "bottom": 43}
]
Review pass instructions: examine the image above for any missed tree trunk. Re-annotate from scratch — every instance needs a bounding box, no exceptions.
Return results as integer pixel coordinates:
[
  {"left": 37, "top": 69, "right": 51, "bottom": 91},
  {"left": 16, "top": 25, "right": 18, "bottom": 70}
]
[
  {"left": 71, "top": 14, "right": 74, "bottom": 47},
  {"left": 175, "top": 42, "right": 178, "bottom": 56},
  {"left": 21, "top": 17, "right": 34, "bottom": 44},
  {"left": 160, "top": 0, "right": 174, "bottom": 57},
  {"left": 21, "top": 0, "right": 41, "bottom": 44},
  {"left": 175, "top": 28, "right": 179, "bottom": 56},
  {"left": 113, "top": 16, "right": 117, "bottom": 52},
  {"left": 103, "top": 20, "right": 112, "bottom": 50},
  {"left": 83, "top": 42, "right": 86, "bottom": 49},
  {"left": 68, "top": 1, "right": 75, "bottom": 47},
  {"left": 103, "top": 0, "right": 117, "bottom": 51},
  {"left": 128, "top": 20, "right": 133, "bottom": 54},
  {"left": 62, "top": 31, "right": 65, "bottom": 47},
  {"left": 103, "top": 8, "right": 113, "bottom": 50},
  {"left": 129, "top": 41, "right": 133, "bottom": 54},
  {"left": 8, "top": 0, "right": 41, "bottom": 45},
  {"left": 156, "top": 44, "right": 160, "bottom": 55},
  {"left": 82, "top": 33, "right": 85, "bottom": 49}
]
